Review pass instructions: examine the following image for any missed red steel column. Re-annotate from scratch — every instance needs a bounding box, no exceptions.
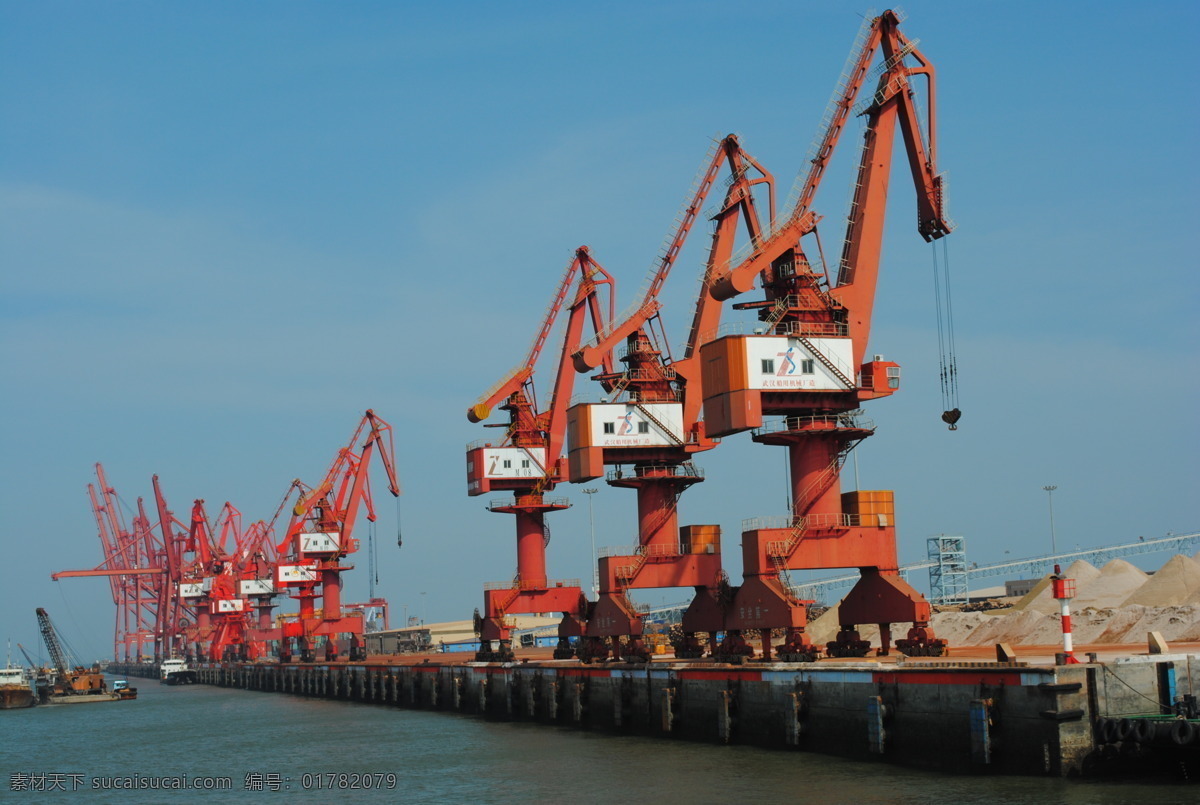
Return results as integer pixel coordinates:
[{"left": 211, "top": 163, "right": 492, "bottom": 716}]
[{"left": 515, "top": 509, "right": 548, "bottom": 587}]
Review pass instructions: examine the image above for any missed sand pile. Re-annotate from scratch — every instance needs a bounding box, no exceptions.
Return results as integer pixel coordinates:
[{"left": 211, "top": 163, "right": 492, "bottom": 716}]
[
  {"left": 1070, "top": 559, "right": 1150, "bottom": 609},
  {"left": 814, "top": 553, "right": 1200, "bottom": 651},
  {"left": 1122, "top": 554, "right": 1200, "bottom": 607},
  {"left": 1023, "top": 560, "right": 1101, "bottom": 614}
]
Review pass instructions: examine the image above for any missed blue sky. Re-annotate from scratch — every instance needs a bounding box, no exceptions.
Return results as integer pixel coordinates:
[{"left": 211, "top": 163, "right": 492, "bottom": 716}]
[{"left": 2, "top": 1, "right": 1196, "bottom": 659}]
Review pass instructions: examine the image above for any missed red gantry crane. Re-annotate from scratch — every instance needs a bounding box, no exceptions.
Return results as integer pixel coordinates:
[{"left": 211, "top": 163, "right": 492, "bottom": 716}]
[
  {"left": 702, "top": 9, "right": 954, "bottom": 660},
  {"left": 465, "top": 247, "right": 616, "bottom": 661},
  {"left": 566, "top": 134, "right": 776, "bottom": 662},
  {"left": 275, "top": 410, "right": 401, "bottom": 662}
]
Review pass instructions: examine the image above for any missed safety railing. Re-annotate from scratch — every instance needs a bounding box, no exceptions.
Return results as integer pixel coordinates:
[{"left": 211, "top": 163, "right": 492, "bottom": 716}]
[
  {"left": 743, "top": 512, "right": 864, "bottom": 533},
  {"left": 482, "top": 578, "right": 581, "bottom": 592},
  {"left": 605, "top": 463, "right": 704, "bottom": 483},
  {"left": 598, "top": 543, "right": 682, "bottom": 559},
  {"left": 751, "top": 412, "right": 874, "bottom": 438},
  {"left": 487, "top": 497, "right": 570, "bottom": 512}
]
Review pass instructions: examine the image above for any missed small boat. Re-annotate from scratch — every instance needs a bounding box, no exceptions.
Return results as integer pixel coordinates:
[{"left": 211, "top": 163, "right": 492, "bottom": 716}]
[
  {"left": 0, "top": 665, "right": 35, "bottom": 710},
  {"left": 112, "top": 679, "right": 137, "bottom": 700}
]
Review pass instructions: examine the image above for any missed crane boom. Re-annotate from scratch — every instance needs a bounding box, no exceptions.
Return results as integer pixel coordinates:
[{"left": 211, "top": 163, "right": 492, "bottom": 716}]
[
  {"left": 709, "top": 10, "right": 950, "bottom": 306},
  {"left": 35, "top": 608, "right": 71, "bottom": 679}
]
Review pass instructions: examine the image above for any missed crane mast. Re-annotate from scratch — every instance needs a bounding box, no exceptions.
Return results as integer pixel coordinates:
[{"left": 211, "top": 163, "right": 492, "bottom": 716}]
[{"left": 698, "top": 9, "right": 953, "bottom": 660}]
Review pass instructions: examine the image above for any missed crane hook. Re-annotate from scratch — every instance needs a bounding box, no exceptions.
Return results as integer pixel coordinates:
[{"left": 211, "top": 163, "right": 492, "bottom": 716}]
[{"left": 941, "top": 408, "right": 961, "bottom": 431}]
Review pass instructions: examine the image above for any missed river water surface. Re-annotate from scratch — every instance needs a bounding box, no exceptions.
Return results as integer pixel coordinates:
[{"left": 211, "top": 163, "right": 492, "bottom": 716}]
[{"left": 1, "top": 675, "right": 1191, "bottom": 803}]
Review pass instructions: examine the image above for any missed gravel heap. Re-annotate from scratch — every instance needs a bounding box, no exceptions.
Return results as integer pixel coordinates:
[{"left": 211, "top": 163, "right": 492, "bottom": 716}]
[{"left": 805, "top": 552, "right": 1200, "bottom": 650}]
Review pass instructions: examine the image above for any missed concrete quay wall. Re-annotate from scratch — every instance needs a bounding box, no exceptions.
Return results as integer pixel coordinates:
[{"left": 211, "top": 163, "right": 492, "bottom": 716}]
[{"left": 106, "top": 657, "right": 1182, "bottom": 777}]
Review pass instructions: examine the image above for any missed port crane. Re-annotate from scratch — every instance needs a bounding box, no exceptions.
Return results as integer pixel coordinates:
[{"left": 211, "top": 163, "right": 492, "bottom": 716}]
[
  {"left": 51, "top": 464, "right": 191, "bottom": 663},
  {"left": 465, "top": 246, "right": 616, "bottom": 661},
  {"left": 703, "top": 9, "right": 953, "bottom": 659},
  {"left": 275, "top": 410, "right": 401, "bottom": 662},
  {"left": 566, "top": 134, "right": 776, "bottom": 662},
  {"left": 184, "top": 501, "right": 280, "bottom": 661}
]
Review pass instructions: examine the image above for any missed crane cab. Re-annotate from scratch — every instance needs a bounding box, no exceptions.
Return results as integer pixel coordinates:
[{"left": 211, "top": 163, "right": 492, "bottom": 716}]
[
  {"left": 465, "top": 444, "right": 549, "bottom": 496},
  {"left": 565, "top": 402, "right": 686, "bottom": 482}
]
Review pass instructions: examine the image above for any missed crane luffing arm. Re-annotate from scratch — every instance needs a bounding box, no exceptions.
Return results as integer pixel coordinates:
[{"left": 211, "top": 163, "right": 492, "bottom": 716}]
[
  {"left": 543, "top": 248, "right": 616, "bottom": 462},
  {"left": 830, "top": 18, "right": 953, "bottom": 366},
  {"left": 152, "top": 474, "right": 187, "bottom": 587},
  {"left": 708, "top": 9, "right": 947, "bottom": 302},
  {"left": 674, "top": 141, "right": 775, "bottom": 428},
  {"left": 336, "top": 410, "right": 401, "bottom": 545},
  {"left": 682, "top": 140, "right": 774, "bottom": 362},
  {"left": 279, "top": 410, "right": 400, "bottom": 554},
  {"left": 467, "top": 250, "right": 588, "bottom": 424},
  {"left": 188, "top": 499, "right": 217, "bottom": 566},
  {"left": 213, "top": 502, "right": 243, "bottom": 558},
  {"left": 572, "top": 135, "right": 751, "bottom": 373}
]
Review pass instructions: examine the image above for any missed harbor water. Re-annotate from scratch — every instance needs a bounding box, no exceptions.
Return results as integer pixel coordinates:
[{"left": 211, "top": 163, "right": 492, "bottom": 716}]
[{"left": 1, "top": 675, "right": 1191, "bottom": 803}]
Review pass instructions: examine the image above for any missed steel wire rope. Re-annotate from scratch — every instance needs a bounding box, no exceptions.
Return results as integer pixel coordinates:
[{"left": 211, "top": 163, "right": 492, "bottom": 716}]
[
  {"left": 53, "top": 582, "right": 97, "bottom": 664},
  {"left": 931, "top": 242, "right": 949, "bottom": 411},
  {"left": 941, "top": 237, "right": 959, "bottom": 411}
]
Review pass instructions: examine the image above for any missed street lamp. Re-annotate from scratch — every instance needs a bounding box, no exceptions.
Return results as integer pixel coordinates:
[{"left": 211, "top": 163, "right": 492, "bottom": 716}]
[
  {"left": 582, "top": 488, "right": 599, "bottom": 597},
  {"left": 420, "top": 591, "right": 427, "bottom": 625},
  {"left": 1042, "top": 485, "right": 1058, "bottom": 555}
]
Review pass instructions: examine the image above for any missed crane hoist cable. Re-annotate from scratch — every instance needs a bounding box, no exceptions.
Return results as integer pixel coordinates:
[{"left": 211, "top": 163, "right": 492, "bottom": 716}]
[
  {"left": 932, "top": 237, "right": 961, "bottom": 429},
  {"left": 395, "top": 495, "right": 403, "bottom": 548}
]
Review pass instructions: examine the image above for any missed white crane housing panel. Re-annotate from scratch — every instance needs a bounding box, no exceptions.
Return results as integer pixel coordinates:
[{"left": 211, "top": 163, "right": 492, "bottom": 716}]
[
  {"left": 299, "top": 531, "right": 341, "bottom": 555},
  {"left": 178, "top": 582, "right": 204, "bottom": 598},
  {"left": 239, "top": 579, "right": 274, "bottom": 596},
  {"left": 471, "top": 447, "right": 548, "bottom": 480},
  {"left": 582, "top": 403, "right": 684, "bottom": 448},
  {"left": 743, "top": 336, "right": 855, "bottom": 391},
  {"left": 277, "top": 564, "right": 319, "bottom": 584},
  {"left": 212, "top": 599, "right": 246, "bottom": 613}
]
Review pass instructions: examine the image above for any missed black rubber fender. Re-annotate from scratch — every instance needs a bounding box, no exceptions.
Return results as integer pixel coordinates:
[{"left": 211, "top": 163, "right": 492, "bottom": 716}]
[
  {"left": 1132, "top": 718, "right": 1156, "bottom": 744},
  {"left": 1170, "top": 719, "right": 1196, "bottom": 746},
  {"left": 1093, "top": 717, "right": 1110, "bottom": 744},
  {"left": 1117, "top": 718, "right": 1136, "bottom": 742},
  {"left": 1102, "top": 717, "right": 1121, "bottom": 744}
]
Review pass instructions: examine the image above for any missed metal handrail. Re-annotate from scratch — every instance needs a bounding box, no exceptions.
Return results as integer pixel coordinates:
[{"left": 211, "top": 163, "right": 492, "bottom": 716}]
[
  {"left": 605, "top": 463, "right": 704, "bottom": 483},
  {"left": 751, "top": 413, "right": 875, "bottom": 437},
  {"left": 743, "top": 512, "right": 867, "bottom": 532},
  {"left": 482, "top": 578, "right": 581, "bottom": 591},
  {"left": 487, "top": 497, "right": 570, "bottom": 512},
  {"left": 699, "top": 320, "right": 849, "bottom": 343}
]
